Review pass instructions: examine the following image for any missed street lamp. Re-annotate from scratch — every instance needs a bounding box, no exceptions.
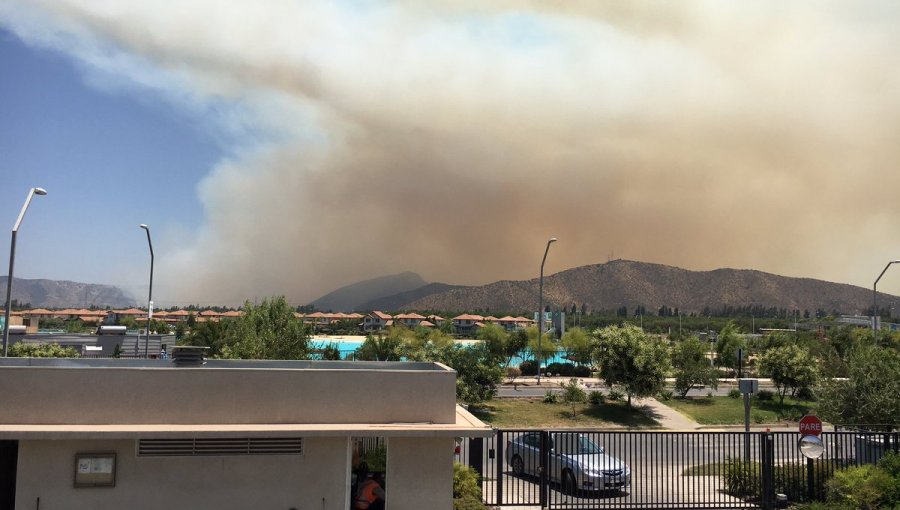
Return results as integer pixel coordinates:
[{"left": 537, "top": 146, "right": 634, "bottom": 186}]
[
  {"left": 140, "top": 224, "right": 154, "bottom": 358},
  {"left": 873, "top": 260, "right": 900, "bottom": 344},
  {"left": 537, "top": 237, "right": 557, "bottom": 385},
  {"left": 3, "top": 187, "right": 47, "bottom": 357}
]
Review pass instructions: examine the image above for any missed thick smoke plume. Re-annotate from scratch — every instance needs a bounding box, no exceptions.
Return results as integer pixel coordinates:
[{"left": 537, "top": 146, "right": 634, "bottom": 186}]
[{"left": 6, "top": 1, "right": 900, "bottom": 305}]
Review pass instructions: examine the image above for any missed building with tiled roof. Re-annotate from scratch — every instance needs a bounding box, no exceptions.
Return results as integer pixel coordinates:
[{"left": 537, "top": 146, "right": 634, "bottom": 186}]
[{"left": 362, "top": 311, "right": 393, "bottom": 332}]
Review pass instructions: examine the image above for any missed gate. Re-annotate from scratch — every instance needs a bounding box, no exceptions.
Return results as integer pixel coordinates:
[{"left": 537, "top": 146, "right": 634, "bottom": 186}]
[{"left": 465, "top": 430, "right": 899, "bottom": 509}]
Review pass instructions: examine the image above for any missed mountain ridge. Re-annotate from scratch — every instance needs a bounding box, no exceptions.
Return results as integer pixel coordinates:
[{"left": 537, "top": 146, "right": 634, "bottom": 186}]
[
  {"left": 317, "top": 260, "right": 900, "bottom": 314},
  {"left": 0, "top": 277, "right": 134, "bottom": 309}
]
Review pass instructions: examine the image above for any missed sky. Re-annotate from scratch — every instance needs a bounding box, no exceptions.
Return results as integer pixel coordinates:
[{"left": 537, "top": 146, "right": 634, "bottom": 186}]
[{"left": 2, "top": 1, "right": 900, "bottom": 307}]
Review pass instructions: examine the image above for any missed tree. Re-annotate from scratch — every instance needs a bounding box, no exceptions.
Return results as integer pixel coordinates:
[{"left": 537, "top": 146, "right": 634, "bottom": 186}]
[
  {"left": 592, "top": 324, "right": 671, "bottom": 406},
  {"left": 560, "top": 378, "right": 587, "bottom": 418},
  {"left": 526, "top": 326, "right": 557, "bottom": 366},
  {"left": 219, "top": 296, "right": 311, "bottom": 360},
  {"left": 758, "top": 344, "right": 818, "bottom": 408},
  {"left": 442, "top": 343, "right": 503, "bottom": 405},
  {"left": 715, "top": 321, "right": 746, "bottom": 376},
  {"left": 672, "top": 336, "right": 718, "bottom": 398},
  {"left": 184, "top": 319, "right": 232, "bottom": 356},
  {"left": 504, "top": 330, "right": 529, "bottom": 367},
  {"left": 560, "top": 327, "right": 592, "bottom": 365},
  {"left": 817, "top": 346, "right": 900, "bottom": 426},
  {"left": 476, "top": 323, "right": 509, "bottom": 365},
  {"left": 354, "top": 333, "right": 402, "bottom": 361}
]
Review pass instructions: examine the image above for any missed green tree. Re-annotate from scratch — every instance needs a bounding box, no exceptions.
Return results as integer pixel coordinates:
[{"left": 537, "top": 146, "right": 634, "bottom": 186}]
[
  {"left": 476, "top": 323, "right": 509, "bottom": 365},
  {"left": 817, "top": 346, "right": 900, "bottom": 426},
  {"left": 672, "top": 336, "right": 719, "bottom": 398},
  {"left": 560, "top": 327, "right": 592, "bottom": 365},
  {"left": 9, "top": 343, "right": 79, "bottom": 358},
  {"left": 560, "top": 377, "right": 587, "bottom": 418},
  {"left": 219, "top": 296, "right": 311, "bottom": 360},
  {"left": 592, "top": 324, "right": 671, "bottom": 406},
  {"left": 442, "top": 343, "right": 503, "bottom": 404},
  {"left": 758, "top": 344, "right": 818, "bottom": 409},
  {"left": 354, "top": 333, "right": 402, "bottom": 361},
  {"left": 715, "top": 321, "right": 746, "bottom": 376},
  {"left": 504, "top": 329, "right": 529, "bottom": 367},
  {"left": 526, "top": 326, "right": 557, "bottom": 366},
  {"left": 183, "top": 319, "right": 232, "bottom": 356}
]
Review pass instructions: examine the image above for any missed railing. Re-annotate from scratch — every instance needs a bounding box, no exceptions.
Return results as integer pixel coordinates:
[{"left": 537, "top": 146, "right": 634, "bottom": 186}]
[{"left": 464, "top": 430, "right": 899, "bottom": 509}]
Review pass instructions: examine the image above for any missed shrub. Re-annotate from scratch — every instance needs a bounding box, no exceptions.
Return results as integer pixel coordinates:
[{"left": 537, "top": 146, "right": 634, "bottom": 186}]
[
  {"left": 751, "top": 411, "right": 768, "bottom": 424},
  {"left": 877, "top": 451, "right": 900, "bottom": 506},
  {"left": 827, "top": 464, "right": 894, "bottom": 510},
  {"left": 728, "top": 388, "right": 742, "bottom": 399},
  {"left": 588, "top": 390, "right": 604, "bottom": 405},
  {"left": 756, "top": 389, "right": 775, "bottom": 401},
  {"left": 546, "top": 362, "right": 578, "bottom": 377},
  {"left": 506, "top": 366, "right": 521, "bottom": 380},
  {"left": 361, "top": 445, "right": 387, "bottom": 473},
  {"left": 724, "top": 459, "right": 761, "bottom": 499},
  {"left": 453, "top": 495, "right": 487, "bottom": 510},
  {"left": 796, "top": 386, "right": 816, "bottom": 401},
  {"left": 608, "top": 388, "right": 625, "bottom": 401},
  {"left": 519, "top": 360, "right": 538, "bottom": 376},
  {"left": 453, "top": 463, "right": 482, "bottom": 500},
  {"left": 573, "top": 365, "right": 593, "bottom": 377},
  {"left": 543, "top": 390, "right": 559, "bottom": 403},
  {"left": 658, "top": 390, "right": 673, "bottom": 401}
]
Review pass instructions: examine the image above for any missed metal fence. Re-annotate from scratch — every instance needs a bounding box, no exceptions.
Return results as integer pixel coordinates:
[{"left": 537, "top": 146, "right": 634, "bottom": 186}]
[{"left": 463, "top": 430, "right": 899, "bottom": 509}]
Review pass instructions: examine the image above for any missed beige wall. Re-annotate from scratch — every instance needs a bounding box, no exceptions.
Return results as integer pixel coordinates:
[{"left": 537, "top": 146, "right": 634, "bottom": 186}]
[
  {"left": 15, "top": 437, "right": 351, "bottom": 510},
  {"left": 0, "top": 364, "right": 456, "bottom": 426},
  {"left": 387, "top": 437, "right": 454, "bottom": 510}
]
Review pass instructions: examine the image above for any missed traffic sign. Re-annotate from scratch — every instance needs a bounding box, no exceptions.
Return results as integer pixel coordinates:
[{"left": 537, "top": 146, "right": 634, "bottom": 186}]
[{"left": 799, "top": 415, "right": 823, "bottom": 436}]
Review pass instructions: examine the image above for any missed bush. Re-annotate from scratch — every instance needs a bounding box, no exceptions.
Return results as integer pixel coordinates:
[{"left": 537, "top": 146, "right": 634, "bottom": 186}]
[
  {"left": 756, "top": 389, "right": 775, "bottom": 401},
  {"left": 658, "top": 390, "right": 673, "bottom": 401},
  {"left": 608, "top": 388, "right": 625, "bottom": 401},
  {"left": 588, "top": 390, "right": 604, "bottom": 405},
  {"left": 724, "top": 459, "right": 761, "bottom": 499},
  {"left": 573, "top": 365, "right": 593, "bottom": 377},
  {"left": 453, "top": 495, "right": 487, "bottom": 510},
  {"left": 506, "top": 366, "right": 521, "bottom": 380},
  {"left": 796, "top": 386, "right": 816, "bottom": 401},
  {"left": 361, "top": 445, "right": 387, "bottom": 473},
  {"left": 543, "top": 390, "right": 559, "bottom": 404},
  {"left": 827, "top": 464, "right": 895, "bottom": 510},
  {"left": 519, "top": 360, "right": 538, "bottom": 376},
  {"left": 728, "top": 388, "right": 742, "bottom": 399},
  {"left": 546, "top": 362, "right": 580, "bottom": 377},
  {"left": 876, "top": 451, "right": 900, "bottom": 507},
  {"left": 453, "top": 463, "right": 482, "bottom": 500}
]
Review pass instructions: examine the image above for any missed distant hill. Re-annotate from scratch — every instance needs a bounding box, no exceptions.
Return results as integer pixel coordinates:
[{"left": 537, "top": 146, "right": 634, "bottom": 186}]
[
  {"left": 0, "top": 277, "right": 134, "bottom": 309},
  {"left": 399, "top": 260, "right": 900, "bottom": 315},
  {"left": 359, "top": 282, "right": 468, "bottom": 311},
  {"left": 310, "top": 271, "right": 428, "bottom": 312}
]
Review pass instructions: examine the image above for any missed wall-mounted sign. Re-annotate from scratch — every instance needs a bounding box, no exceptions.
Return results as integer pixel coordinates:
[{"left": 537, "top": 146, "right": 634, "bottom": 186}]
[{"left": 74, "top": 452, "right": 116, "bottom": 488}]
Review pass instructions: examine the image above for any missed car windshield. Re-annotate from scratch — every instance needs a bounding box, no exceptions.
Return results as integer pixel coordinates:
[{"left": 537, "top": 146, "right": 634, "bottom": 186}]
[{"left": 554, "top": 435, "right": 603, "bottom": 455}]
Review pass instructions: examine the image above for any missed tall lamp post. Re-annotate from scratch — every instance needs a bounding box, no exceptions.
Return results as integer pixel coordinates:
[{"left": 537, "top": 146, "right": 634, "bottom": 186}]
[
  {"left": 537, "top": 237, "right": 557, "bottom": 385},
  {"left": 873, "top": 260, "right": 900, "bottom": 344},
  {"left": 3, "top": 187, "right": 47, "bottom": 357},
  {"left": 140, "top": 224, "right": 154, "bottom": 358}
]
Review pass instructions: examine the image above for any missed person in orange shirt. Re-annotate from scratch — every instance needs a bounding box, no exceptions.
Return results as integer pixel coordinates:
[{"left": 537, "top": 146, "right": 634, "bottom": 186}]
[{"left": 353, "top": 467, "right": 385, "bottom": 510}]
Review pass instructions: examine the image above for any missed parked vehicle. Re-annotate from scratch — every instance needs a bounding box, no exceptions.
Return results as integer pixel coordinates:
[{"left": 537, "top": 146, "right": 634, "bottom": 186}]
[{"left": 505, "top": 432, "right": 631, "bottom": 495}]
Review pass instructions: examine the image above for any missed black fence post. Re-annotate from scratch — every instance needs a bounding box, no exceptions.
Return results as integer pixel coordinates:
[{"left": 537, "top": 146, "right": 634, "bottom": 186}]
[
  {"left": 760, "top": 433, "right": 775, "bottom": 510},
  {"left": 468, "top": 437, "right": 484, "bottom": 479},
  {"left": 540, "top": 430, "right": 549, "bottom": 508},
  {"left": 495, "top": 430, "right": 503, "bottom": 506},
  {"left": 806, "top": 457, "right": 815, "bottom": 502}
]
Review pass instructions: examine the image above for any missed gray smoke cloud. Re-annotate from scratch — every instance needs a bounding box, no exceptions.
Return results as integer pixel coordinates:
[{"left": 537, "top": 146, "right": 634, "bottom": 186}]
[{"left": 6, "top": 1, "right": 900, "bottom": 305}]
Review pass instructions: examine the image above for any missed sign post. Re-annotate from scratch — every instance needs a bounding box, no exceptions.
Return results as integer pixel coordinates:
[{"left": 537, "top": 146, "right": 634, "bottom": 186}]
[{"left": 798, "top": 414, "right": 825, "bottom": 500}]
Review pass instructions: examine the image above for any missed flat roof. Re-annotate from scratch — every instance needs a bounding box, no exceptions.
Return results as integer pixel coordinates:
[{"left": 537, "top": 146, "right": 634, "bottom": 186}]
[
  {"left": 0, "top": 406, "right": 492, "bottom": 439},
  {"left": 0, "top": 358, "right": 452, "bottom": 372}
]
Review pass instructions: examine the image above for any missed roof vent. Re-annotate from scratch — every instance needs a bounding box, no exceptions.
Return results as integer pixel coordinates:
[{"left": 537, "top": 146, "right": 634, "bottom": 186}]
[
  {"left": 170, "top": 346, "right": 209, "bottom": 367},
  {"left": 97, "top": 325, "right": 127, "bottom": 335}
]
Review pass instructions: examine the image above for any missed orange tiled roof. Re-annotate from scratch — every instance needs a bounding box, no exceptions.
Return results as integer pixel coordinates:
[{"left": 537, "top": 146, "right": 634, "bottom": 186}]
[
  {"left": 372, "top": 311, "right": 393, "bottom": 320},
  {"left": 199, "top": 310, "right": 220, "bottom": 317},
  {"left": 221, "top": 310, "right": 243, "bottom": 317},
  {"left": 168, "top": 310, "right": 191, "bottom": 316},
  {"left": 453, "top": 314, "right": 484, "bottom": 321}
]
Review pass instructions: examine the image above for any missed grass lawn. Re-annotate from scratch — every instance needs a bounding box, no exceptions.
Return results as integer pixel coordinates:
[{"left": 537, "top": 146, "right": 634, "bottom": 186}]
[
  {"left": 663, "top": 395, "right": 816, "bottom": 425},
  {"left": 469, "top": 398, "right": 661, "bottom": 429}
]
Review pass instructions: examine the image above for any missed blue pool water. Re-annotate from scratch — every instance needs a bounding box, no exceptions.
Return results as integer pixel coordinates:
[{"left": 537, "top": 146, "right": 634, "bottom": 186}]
[{"left": 310, "top": 337, "right": 573, "bottom": 367}]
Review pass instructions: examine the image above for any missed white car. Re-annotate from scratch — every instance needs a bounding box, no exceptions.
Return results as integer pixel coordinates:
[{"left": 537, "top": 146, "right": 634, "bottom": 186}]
[{"left": 505, "top": 432, "right": 631, "bottom": 495}]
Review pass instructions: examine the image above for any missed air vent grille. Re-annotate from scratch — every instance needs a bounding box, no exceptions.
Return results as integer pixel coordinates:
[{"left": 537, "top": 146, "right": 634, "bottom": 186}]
[{"left": 138, "top": 438, "right": 303, "bottom": 457}]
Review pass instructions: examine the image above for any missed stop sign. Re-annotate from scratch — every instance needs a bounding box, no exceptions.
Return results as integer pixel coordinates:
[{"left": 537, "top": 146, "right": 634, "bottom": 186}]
[{"left": 799, "top": 415, "right": 823, "bottom": 436}]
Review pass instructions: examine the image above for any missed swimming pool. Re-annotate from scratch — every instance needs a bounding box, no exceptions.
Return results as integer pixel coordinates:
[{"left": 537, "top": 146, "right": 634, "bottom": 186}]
[{"left": 309, "top": 336, "right": 573, "bottom": 367}]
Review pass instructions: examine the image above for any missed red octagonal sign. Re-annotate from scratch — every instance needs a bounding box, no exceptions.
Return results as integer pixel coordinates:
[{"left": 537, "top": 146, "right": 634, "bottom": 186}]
[{"left": 799, "top": 415, "right": 823, "bottom": 436}]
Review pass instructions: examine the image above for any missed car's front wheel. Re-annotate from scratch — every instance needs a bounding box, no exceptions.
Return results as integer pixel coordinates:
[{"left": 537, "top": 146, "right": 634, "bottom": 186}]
[
  {"left": 562, "top": 470, "right": 577, "bottom": 496},
  {"left": 511, "top": 455, "right": 525, "bottom": 477}
]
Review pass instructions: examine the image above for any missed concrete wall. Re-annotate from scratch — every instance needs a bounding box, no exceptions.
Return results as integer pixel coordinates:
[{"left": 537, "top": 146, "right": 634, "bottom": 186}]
[
  {"left": 387, "top": 437, "right": 454, "bottom": 510},
  {"left": 15, "top": 437, "right": 351, "bottom": 510},
  {"left": 0, "top": 364, "right": 456, "bottom": 425}
]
